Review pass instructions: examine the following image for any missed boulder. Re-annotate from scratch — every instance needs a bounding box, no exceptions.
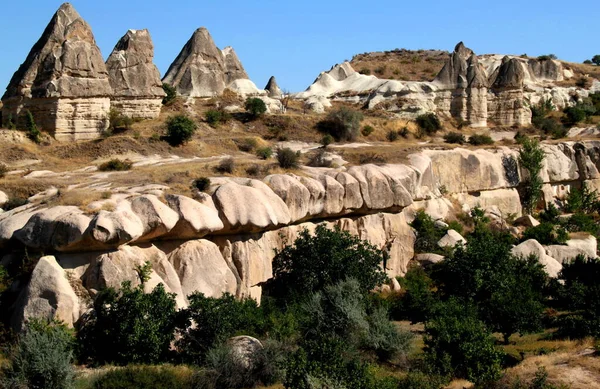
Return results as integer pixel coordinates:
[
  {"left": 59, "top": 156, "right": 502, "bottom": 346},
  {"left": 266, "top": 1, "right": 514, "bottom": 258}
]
[
  {"left": 167, "top": 239, "right": 237, "bottom": 298},
  {"left": 0, "top": 204, "right": 43, "bottom": 248},
  {"left": 453, "top": 188, "right": 523, "bottom": 218},
  {"left": 265, "top": 76, "right": 283, "bottom": 99},
  {"left": 106, "top": 29, "right": 165, "bottom": 119},
  {"left": 0, "top": 191, "right": 7, "bottom": 208},
  {"left": 317, "top": 174, "right": 345, "bottom": 216},
  {"left": 87, "top": 208, "right": 145, "bottom": 248},
  {"left": 164, "top": 194, "right": 224, "bottom": 239},
  {"left": 565, "top": 233, "right": 597, "bottom": 258},
  {"left": 13, "top": 256, "right": 80, "bottom": 328},
  {"left": 128, "top": 195, "right": 180, "bottom": 241},
  {"left": 263, "top": 174, "right": 312, "bottom": 222},
  {"left": 514, "top": 215, "right": 540, "bottom": 227},
  {"left": 2, "top": 3, "right": 112, "bottom": 140},
  {"left": 346, "top": 165, "right": 396, "bottom": 210},
  {"left": 415, "top": 253, "right": 445, "bottom": 266},
  {"left": 511, "top": 239, "right": 562, "bottom": 278},
  {"left": 228, "top": 336, "right": 263, "bottom": 369},
  {"left": 437, "top": 229, "right": 467, "bottom": 248},
  {"left": 545, "top": 245, "right": 590, "bottom": 264}
]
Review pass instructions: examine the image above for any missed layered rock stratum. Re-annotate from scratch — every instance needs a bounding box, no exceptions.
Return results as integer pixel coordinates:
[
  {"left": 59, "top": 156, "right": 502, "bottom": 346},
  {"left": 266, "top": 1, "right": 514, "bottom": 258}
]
[
  {"left": 1, "top": 3, "right": 113, "bottom": 141},
  {"left": 106, "top": 29, "right": 165, "bottom": 119},
  {"left": 2, "top": 140, "right": 599, "bottom": 328}
]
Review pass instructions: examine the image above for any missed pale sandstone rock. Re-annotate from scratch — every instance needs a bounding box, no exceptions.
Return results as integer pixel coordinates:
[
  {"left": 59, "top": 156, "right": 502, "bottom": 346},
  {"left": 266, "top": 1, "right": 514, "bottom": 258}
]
[
  {"left": 222, "top": 46, "right": 249, "bottom": 84},
  {"left": 164, "top": 194, "right": 223, "bottom": 239},
  {"left": 514, "top": 215, "right": 540, "bottom": 228},
  {"left": 0, "top": 204, "right": 42, "bottom": 248},
  {"left": 334, "top": 172, "right": 364, "bottom": 210},
  {"left": 317, "top": 174, "right": 345, "bottom": 216},
  {"left": 565, "top": 234, "right": 597, "bottom": 258},
  {"left": 511, "top": 239, "right": 562, "bottom": 278},
  {"left": 545, "top": 245, "right": 590, "bottom": 264},
  {"left": 263, "top": 174, "right": 311, "bottom": 222},
  {"left": 416, "top": 253, "right": 445, "bottom": 266},
  {"left": 128, "top": 195, "right": 179, "bottom": 242},
  {"left": 0, "top": 191, "right": 8, "bottom": 208},
  {"left": 87, "top": 208, "right": 144, "bottom": 248},
  {"left": 228, "top": 336, "right": 263, "bottom": 369},
  {"left": 168, "top": 239, "right": 237, "bottom": 298},
  {"left": 452, "top": 188, "right": 522, "bottom": 217},
  {"left": 13, "top": 256, "right": 79, "bottom": 328},
  {"left": 347, "top": 165, "right": 396, "bottom": 210},
  {"left": 438, "top": 229, "right": 467, "bottom": 248},
  {"left": 265, "top": 76, "right": 283, "bottom": 99},
  {"left": 1, "top": 3, "right": 112, "bottom": 140}
]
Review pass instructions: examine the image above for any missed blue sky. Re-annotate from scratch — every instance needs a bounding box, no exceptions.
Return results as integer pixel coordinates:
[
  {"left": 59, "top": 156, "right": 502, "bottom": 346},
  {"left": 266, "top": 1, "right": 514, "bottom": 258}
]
[{"left": 1, "top": 1, "right": 597, "bottom": 93}]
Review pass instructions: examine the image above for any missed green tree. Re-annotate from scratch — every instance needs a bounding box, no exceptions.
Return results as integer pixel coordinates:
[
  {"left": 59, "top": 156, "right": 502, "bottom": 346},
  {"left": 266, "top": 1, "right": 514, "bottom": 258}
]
[
  {"left": 165, "top": 114, "right": 197, "bottom": 146},
  {"left": 391, "top": 266, "right": 438, "bottom": 323},
  {"left": 592, "top": 55, "right": 600, "bottom": 66},
  {"left": 265, "top": 225, "right": 388, "bottom": 301},
  {"left": 78, "top": 281, "right": 177, "bottom": 365},
  {"left": 415, "top": 113, "right": 442, "bottom": 136},
  {"left": 25, "top": 110, "right": 41, "bottom": 143},
  {"left": 162, "top": 83, "right": 177, "bottom": 105},
  {"left": 2, "top": 319, "right": 75, "bottom": 389},
  {"left": 410, "top": 209, "right": 447, "bottom": 253},
  {"left": 316, "top": 107, "right": 364, "bottom": 141},
  {"left": 518, "top": 137, "right": 545, "bottom": 214},
  {"left": 424, "top": 298, "right": 503, "bottom": 385},
  {"left": 245, "top": 97, "right": 267, "bottom": 118}
]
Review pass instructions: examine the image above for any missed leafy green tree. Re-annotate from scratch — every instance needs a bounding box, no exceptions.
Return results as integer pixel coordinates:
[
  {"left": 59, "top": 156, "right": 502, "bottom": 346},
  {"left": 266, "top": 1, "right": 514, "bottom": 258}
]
[
  {"left": 2, "top": 319, "right": 75, "bottom": 389},
  {"left": 25, "top": 110, "right": 41, "bottom": 143},
  {"left": 265, "top": 225, "right": 388, "bottom": 301},
  {"left": 391, "top": 266, "right": 438, "bottom": 323},
  {"left": 518, "top": 137, "right": 545, "bottom": 214},
  {"left": 424, "top": 298, "right": 503, "bottom": 385},
  {"left": 592, "top": 55, "right": 600, "bottom": 66},
  {"left": 564, "top": 185, "right": 599, "bottom": 214},
  {"left": 245, "top": 97, "right": 267, "bottom": 118},
  {"left": 415, "top": 113, "right": 442, "bottom": 136},
  {"left": 316, "top": 107, "right": 364, "bottom": 141},
  {"left": 162, "top": 83, "right": 177, "bottom": 105},
  {"left": 78, "top": 281, "right": 177, "bottom": 365},
  {"left": 165, "top": 114, "right": 197, "bottom": 146},
  {"left": 521, "top": 222, "right": 569, "bottom": 245},
  {"left": 410, "top": 209, "right": 447, "bottom": 253}
]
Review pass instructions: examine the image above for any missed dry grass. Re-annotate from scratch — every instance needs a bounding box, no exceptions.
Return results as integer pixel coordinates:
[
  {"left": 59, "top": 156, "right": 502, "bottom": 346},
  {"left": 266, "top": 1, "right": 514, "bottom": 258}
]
[{"left": 351, "top": 49, "right": 448, "bottom": 82}]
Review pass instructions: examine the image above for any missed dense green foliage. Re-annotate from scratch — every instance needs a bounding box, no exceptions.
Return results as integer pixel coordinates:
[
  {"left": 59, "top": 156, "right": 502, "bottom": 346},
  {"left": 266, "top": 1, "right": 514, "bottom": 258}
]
[
  {"left": 390, "top": 266, "right": 437, "bottom": 323},
  {"left": 162, "top": 83, "right": 177, "bottom": 105},
  {"left": 92, "top": 365, "right": 193, "bottom": 389},
  {"left": 245, "top": 98, "right": 267, "bottom": 118},
  {"left": 443, "top": 131, "right": 465, "bottom": 144},
  {"left": 518, "top": 137, "right": 545, "bottom": 214},
  {"left": 276, "top": 147, "right": 299, "bottom": 169},
  {"left": 2, "top": 319, "right": 75, "bottom": 389},
  {"left": 25, "top": 110, "right": 41, "bottom": 143},
  {"left": 165, "top": 114, "right": 197, "bottom": 146},
  {"left": 192, "top": 177, "right": 211, "bottom": 192},
  {"left": 410, "top": 210, "right": 447, "bottom": 254},
  {"left": 468, "top": 134, "right": 494, "bottom": 145},
  {"left": 205, "top": 109, "right": 231, "bottom": 127},
  {"left": 317, "top": 107, "right": 364, "bottom": 141},
  {"left": 78, "top": 281, "right": 178, "bottom": 365},
  {"left": 521, "top": 222, "right": 568, "bottom": 245},
  {"left": 415, "top": 113, "right": 441, "bottom": 136}
]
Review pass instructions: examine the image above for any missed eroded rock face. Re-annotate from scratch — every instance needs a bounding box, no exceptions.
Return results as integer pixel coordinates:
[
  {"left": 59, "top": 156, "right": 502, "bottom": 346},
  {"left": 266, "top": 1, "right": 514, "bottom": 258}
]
[
  {"left": 106, "top": 29, "right": 165, "bottom": 119},
  {"left": 488, "top": 56, "right": 531, "bottom": 126},
  {"left": 1, "top": 3, "right": 112, "bottom": 141},
  {"left": 222, "top": 46, "right": 249, "bottom": 84},
  {"left": 265, "top": 76, "right": 283, "bottom": 99},
  {"left": 512, "top": 239, "right": 562, "bottom": 278}
]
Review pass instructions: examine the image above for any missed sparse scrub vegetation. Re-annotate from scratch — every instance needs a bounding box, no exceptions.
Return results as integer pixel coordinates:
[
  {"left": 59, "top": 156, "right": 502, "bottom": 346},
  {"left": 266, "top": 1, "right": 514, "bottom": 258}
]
[
  {"left": 276, "top": 147, "right": 299, "bottom": 169},
  {"left": 317, "top": 107, "right": 364, "bottom": 141},
  {"left": 215, "top": 157, "right": 235, "bottom": 174},
  {"left": 25, "top": 110, "right": 41, "bottom": 143},
  {"left": 245, "top": 97, "right": 267, "bottom": 118},
  {"left": 386, "top": 129, "right": 399, "bottom": 142},
  {"left": 205, "top": 109, "right": 231, "bottom": 127},
  {"left": 443, "top": 131, "right": 466, "bottom": 144},
  {"left": 415, "top": 112, "right": 441, "bottom": 136},
  {"left": 161, "top": 83, "right": 177, "bottom": 106},
  {"left": 98, "top": 158, "right": 133, "bottom": 171},
  {"left": 361, "top": 124, "right": 374, "bottom": 136},
  {"left": 468, "top": 134, "right": 494, "bottom": 145},
  {"left": 255, "top": 146, "right": 273, "bottom": 160}
]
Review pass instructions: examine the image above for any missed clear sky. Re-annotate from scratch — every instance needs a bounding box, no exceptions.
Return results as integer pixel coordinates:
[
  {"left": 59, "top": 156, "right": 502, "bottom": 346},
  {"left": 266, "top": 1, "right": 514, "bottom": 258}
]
[{"left": 1, "top": 0, "right": 598, "bottom": 93}]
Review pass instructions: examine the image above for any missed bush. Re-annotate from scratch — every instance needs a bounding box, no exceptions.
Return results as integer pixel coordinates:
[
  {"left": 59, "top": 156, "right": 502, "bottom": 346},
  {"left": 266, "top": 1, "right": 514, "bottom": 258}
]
[
  {"left": 321, "top": 134, "right": 334, "bottom": 146},
  {"left": 0, "top": 163, "right": 8, "bottom": 179},
  {"left": 536, "top": 117, "right": 567, "bottom": 139},
  {"left": 177, "top": 293, "right": 264, "bottom": 364},
  {"left": 93, "top": 365, "right": 193, "bottom": 389},
  {"left": 443, "top": 132, "right": 466, "bottom": 144},
  {"left": 25, "top": 110, "right": 41, "bottom": 143},
  {"left": 564, "top": 185, "right": 599, "bottom": 214},
  {"left": 256, "top": 146, "right": 273, "bottom": 160},
  {"left": 386, "top": 130, "right": 399, "bottom": 142},
  {"left": 521, "top": 222, "right": 569, "bottom": 245},
  {"left": 531, "top": 99, "right": 555, "bottom": 122},
  {"left": 411, "top": 210, "right": 447, "bottom": 254},
  {"left": 361, "top": 125, "right": 374, "bottom": 137},
  {"left": 307, "top": 148, "right": 332, "bottom": 168},
  {"left": 265, "top": 225, "right": 388, "bottom": 302},
  {"left": 316, "top": 107, "right": 364, "bottom": 141},
  {"left": 108, "top": 109, "right": 133, "bottom": 133},
  {"left": 359, "top": 153, "right": 387, "bottom": 164},
  {"left": 537, "top": 54, "right": 557, "bottom": 61},
  {"left": 399, "top": 127, "right": 410, "bottom": 138},
  {"left": 245, "top": 164, "right": 261, "bottom": 176},
  {"left": 468, "top": 134, "right": 494, "bottom": 145},
  {"left": 415, "top": 113, "right": 441, "bottom": 136},
  {"left": 165, "top": 115, "right": 197, "bottom": 146},
  {"left": 2, "top": 319, "right": 75, "bottom": 389},
  {"left": 98, "top": 158, "right": 133, "bottom": 171},
  {"left": 245, "top": 97, "right": 267, "bottom": 118},
  {"left": 362, "top": 306, "right": 414, "bottom": 361},
  {"left": 518, "top": 137, "right": 545, "bottom": 214},
  {"left": 276, "top": 147, "right": 299, "bottom": 169},
  {"left": 593, "top": 55, "right": 600, "bottom": 66},
  {"left": 237, "top": 137, "right": 258, "bottom": 152},
  {"left": 205, "top": 109, "right": 230, "bottom": 127},
  {"left": 162, "top": 83, "right": 177, "bottom": 106},
  {"left": 78, "top": 282, "right": 177, "bottom": 365},
  {"left": 396, "top": 372, "right": 447, "bottom": 389},
  {"left": 215, "top": 157, "right": 235, "bottom": 174},
  {"left": 424, "top": 299, "right": 503, "bottom": 385},
  {"left": 192, "top": 177, "right": 211, "bottom": 192},
  {"left": 391, "top": 266, "right": 437, "bottom": 323}
]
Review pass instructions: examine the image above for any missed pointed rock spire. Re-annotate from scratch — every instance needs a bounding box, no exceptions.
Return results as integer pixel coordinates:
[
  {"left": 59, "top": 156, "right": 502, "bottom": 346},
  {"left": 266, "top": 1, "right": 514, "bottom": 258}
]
[
  {"left": 492, "top": 56, "right": 526, "bottom": 89},
  {"left": 222, "top": 46, "right": 249, "bottom": 84},
  {"left": 434, "top": 41, "right": 474, "bottom": 89},
  {"left": 467, "top": 54, "right": 488, "bottom": 89},
  {"left": 265, "top": 76, "right": 283, "bottom": 98}
]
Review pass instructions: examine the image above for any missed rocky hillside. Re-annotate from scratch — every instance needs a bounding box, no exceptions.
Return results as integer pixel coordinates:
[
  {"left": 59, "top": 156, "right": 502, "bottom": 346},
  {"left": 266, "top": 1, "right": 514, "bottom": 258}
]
[{"left": 350, "top": 48, "right": 449, "bottom": 81}]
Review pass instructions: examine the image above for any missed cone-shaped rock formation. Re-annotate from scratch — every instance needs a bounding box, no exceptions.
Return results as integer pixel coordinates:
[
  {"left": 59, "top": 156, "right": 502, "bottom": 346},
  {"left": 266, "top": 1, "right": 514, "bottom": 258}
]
[
  {"left": 265, "top": 76, "right": 283, "bottom": 98},
  {"left": 106, "top": 29, "right": 165, "bottom": 119},
  {"left": 1, "top": 3, "right": 112, "bottom": 141}
]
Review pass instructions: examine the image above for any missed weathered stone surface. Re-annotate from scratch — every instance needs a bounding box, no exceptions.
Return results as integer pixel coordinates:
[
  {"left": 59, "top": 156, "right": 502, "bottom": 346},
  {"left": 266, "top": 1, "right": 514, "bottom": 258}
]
[
  {"left": 514, "top": 215, "right": 540, "bottom": 228},
  {"left": 265, "top": 76, "right": 283, "bottom": 99},
  {"left": 415, "top": 253, "right": 445, "bottom": 266},
  {"left": 13, "top": 256, "right": 79, "bottom": 328},
  {"left": 488, "top": 57, "right": 531, "bottom": 126},
  {"left": 128, "top": 195, "right": 179, "bottom": 242},
  {"left": 334, "top": 172, "right": 364, "bottom": 211},
  {"left": 106, "top": 29, "right": 165, "bottom": 119},
  {"left": 87, "top": 208, "right": 144, "bottom": 248},
  {"left": 228, "top": 336, "right": 263, "bottom": 369},
  {"left": 347, "top": 165, "right": 412, "bottom": 210},
  {"left": 2, "top": 3, "right": 112, "bottom": 140},
  {"left": 453, "top": 188, "right": 522, "bottom": 217},
  {"left": 264, "top": 174, "right": 312, "bottom": 222},
  {"left": 0, "top": 204, "right": 42, "bottom": 248},
  {"left": 438, "top": 229, "right": 466, "bottom": 248},
  {"left": 0, "top": 191, "right": 8, "bottom": 208},
  {"left": 565, "top": 234, "right": 597, "bottom": 258},
  {"left": 546, "top": 245, "right": 590, "bottom": 264},
  {"left": 164, "top": 194, "right": 223, "bottom": 239},
  {"left": 168, "top": 239, "right": 237, "bottom": 298},
  {"left": 511, "top": 239, "right": 562, "bottom": 278},
  {"left": 222, "top": 46, "right": 249, "bottom": 84}
]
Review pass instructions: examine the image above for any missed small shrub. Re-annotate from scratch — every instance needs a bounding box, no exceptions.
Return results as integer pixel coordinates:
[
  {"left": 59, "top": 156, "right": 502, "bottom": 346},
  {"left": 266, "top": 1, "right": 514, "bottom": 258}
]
[
  {"left": 25, "top": 110, "right": 41, "bottom": 143},
  {"left": 237, "top": 137, "right": 258, "bottom": 152},
  {"left": 564, "top": 185, "right": 599, "bottom": 214},
  {"left": 307, "top": 149, "right": 332, "bottom": 168},
  {"left": 245, "top": 164, "right": 261, "bottom": 176},
  {"left": 443, "top": 132, "right": 466, "bottom": 144},
  {"left": 215, "top": 157, "right": 235, "bottom": 174},
  {"left": 386, "top": 130, "right": 399, "bottom": 142},
  {"left": 162, "top": 83, "right": 177, "bottom": 106},
  {"left": 537, "top": 54, "right": 557, "bottom": 61},
  {"left": 359, "top": 153, "right": 387, "bottom": 164},
  {"left": 359, "top": 68, "right": 371, "bottom": 75},
  {"left": 6, "top": 114, "right": 17, "bottom": 130},
  {"left": 521, "top": 222, "right": 568, "bottom": 245},
  {"left": 584, "top": 59, "right": 593, "bottom": 65},
  {"left": 374, "top": 66, "right": 387, "bottom": 75},
  {"left": 150, "top": 133, "right": 161, "bottom": 142},
  {"left": 316, "top": 107, "right": 364, "bottom": 141},
  {"left": 98, "top": 159, "right": 133, "bottom": 172},
  {"left": 321, "top": 134, "right": 334, "bottom": 146},
  {"left": 0, "top": 163, "right": 8, "bottom": 178},
  {"left": 415, "top": 113, "right": 441, "bottom": 136},
  {"left": 361, "top": 125, "right": 374, "bottom": 137},
  {"left": 276, "top": 148, "right": 299, "bottom": 169},
  {"left": 165, "top": 115, "right": 197, "bottom": 146},
  {"left": 256, "top": 147, "right": 273, "bottom": 160},
  {"left": 468, "top": 134, "right": 494, "bottom": 145},
  {"left": 2, "top": 319, "right": 75, "bottom": 389},
  {"left": 108, "top": 109, "right": 133, "bottom": 133},
  {"left": 192, "top": 177, "right": 211, "bottom": 192},
  {"left": 245, "top": 98, "right": 267, "bottom": 118},
  {"left": 399, "top": 127, "right": 410, "bottom": 138},
  {"left": 205, "top": 109, "right": 230, "bottom": 127}
]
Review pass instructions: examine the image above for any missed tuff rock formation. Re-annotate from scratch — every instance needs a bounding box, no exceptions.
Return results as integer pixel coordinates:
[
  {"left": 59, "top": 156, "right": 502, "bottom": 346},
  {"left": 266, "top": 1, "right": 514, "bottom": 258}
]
[
  {"left": 488, "top": 56, "right": 531, "bottom": 126},
  {"left": 106, "top": 29, "right": 165, "bottom": 119},
  {"left": 1, "top": 3, "right": 112, "bottom": 141},
  {"left": 265, "top": 76, "right": 283, "bottom": 98},
  {"left": 162, "top": 27, "right": 260, "bottom": 98}
]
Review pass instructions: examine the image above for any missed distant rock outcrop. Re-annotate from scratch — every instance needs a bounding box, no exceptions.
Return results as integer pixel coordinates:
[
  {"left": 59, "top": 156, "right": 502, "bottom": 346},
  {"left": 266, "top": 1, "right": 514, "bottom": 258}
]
[
  {"left": 265, "top": 76, "right": 283, "bottom": 98},
  {"left": 162, "top": 27, "right": 260, "bottom": 98},
  {"left": 488, "top": 56, "right": 531, "bottom": 126},
  {"left": 106, "top": 29, "right": 165, "bottom": 119},
  {"left": 1, "top": 3, "right": 112, "bottom": 141}
]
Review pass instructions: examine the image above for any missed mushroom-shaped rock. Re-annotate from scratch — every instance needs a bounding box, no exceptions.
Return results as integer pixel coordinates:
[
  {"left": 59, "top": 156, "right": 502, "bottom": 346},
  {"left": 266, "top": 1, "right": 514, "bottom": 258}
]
[
  {"left": 168, "top": 239, "right": 237, "bottom": 298},
  {"left": 128, "top": 194, "right": 179, "bottom": 241},
  {"left": 88, "top": 208, "right": 144, "bottom": 248},
  {"left": 438, "top": 229, "right": 467, "bottom": 248},
  {"left": 213, "top": 179, "right": 291, "bottom": 233},
  {"left": 164, "top": 194, "right": 224, "bottom": 239},
  {"left": 264, "top": 76, "right": 283, "bottom": 99},
  {"left": 13, "top": 256, "right": 79, "bottom": 329},
  {"left": 511, "top": 239, "right": 562, "bottom": 278}
]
